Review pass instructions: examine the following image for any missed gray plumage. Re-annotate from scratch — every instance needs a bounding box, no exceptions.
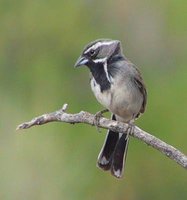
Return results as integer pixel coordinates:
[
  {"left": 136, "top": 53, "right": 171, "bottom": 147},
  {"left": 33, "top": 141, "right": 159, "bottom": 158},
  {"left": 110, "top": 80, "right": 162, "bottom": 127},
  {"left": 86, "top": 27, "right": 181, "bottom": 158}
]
[{"left": 75, "top": 39, "right": 147, "bottom": 178}]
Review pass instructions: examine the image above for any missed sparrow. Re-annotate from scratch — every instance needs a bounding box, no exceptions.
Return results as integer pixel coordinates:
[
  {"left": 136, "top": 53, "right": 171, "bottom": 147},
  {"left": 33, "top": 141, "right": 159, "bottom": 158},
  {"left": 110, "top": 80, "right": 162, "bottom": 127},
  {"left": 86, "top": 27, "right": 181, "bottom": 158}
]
[{"left": 74, "top": 39, "right": 147, "bottom": 178}]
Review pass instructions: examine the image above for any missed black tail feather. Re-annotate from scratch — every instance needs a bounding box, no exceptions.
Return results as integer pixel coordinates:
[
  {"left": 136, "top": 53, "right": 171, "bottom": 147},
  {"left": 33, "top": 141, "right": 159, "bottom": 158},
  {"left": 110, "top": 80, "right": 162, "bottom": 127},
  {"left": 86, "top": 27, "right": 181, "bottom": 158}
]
[
  {"left": 97, "top": 114, "right": 129, "bottom": 178},
  {"left": 111, "top": 133, "right": 129, "bottom": 178},
  {"left": 97, "top": 115, "right": 119, "bottom": 170}
]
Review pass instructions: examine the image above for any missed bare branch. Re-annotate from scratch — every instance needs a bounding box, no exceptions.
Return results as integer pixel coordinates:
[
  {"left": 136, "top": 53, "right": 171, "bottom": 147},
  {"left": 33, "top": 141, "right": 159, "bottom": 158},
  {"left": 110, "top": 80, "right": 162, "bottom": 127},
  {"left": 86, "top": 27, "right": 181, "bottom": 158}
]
[{"left": 17, "top": 104, "right": 187, "bottom": 169}]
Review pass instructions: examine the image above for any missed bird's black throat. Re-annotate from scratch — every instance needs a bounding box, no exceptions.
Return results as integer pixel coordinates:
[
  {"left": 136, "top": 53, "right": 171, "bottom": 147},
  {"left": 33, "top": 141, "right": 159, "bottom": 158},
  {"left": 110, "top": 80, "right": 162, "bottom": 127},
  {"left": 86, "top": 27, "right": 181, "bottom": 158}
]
[{"left": 89, "top": 62, "right": 111, "bottom": 92}]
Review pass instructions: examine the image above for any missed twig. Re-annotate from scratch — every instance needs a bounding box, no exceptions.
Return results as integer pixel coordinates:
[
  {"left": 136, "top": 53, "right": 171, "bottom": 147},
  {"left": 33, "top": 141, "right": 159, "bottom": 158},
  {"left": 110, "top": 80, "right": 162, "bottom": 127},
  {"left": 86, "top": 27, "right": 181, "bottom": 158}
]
[{"left": 17, "top": 103, "right": 187, "bottom": 169}]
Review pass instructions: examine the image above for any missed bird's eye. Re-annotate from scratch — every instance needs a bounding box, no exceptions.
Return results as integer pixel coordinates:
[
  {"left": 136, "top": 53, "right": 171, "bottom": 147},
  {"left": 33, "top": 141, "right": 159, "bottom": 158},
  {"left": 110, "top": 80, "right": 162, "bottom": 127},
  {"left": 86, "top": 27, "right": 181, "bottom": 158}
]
[{"left": 90, "top": 49, "right": 95, "bottom": 56}]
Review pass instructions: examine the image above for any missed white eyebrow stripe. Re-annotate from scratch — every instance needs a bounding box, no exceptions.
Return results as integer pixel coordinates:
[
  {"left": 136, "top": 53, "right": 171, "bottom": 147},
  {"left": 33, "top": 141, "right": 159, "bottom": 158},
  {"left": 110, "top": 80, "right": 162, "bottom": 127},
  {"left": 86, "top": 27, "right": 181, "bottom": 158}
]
[{"left": 84, "top": 41, "right": 114, "bottom": 54}]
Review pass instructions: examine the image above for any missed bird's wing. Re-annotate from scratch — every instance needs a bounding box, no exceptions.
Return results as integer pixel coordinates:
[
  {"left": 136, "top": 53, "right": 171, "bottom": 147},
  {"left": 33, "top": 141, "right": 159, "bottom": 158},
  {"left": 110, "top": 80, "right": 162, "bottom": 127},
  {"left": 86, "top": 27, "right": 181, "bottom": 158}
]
[{"left": 133, "top": 72, "right": 147, "bottom": 114}]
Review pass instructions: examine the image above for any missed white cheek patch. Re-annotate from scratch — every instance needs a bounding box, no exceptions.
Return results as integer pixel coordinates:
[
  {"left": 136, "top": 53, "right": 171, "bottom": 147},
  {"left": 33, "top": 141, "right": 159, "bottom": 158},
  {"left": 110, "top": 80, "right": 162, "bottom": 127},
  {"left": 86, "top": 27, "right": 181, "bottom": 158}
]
[
  {"left": 93, "top": 57, "right": 107, "bottom": 63},
  {"left": 103, "top": 61, "right": 113, "bottom": 83},
  {"left": 93, "top": 58, "right": 113, "bottom": 84},
  {"left": 84, "top": 41, "right": 115, "bottom": 54}
]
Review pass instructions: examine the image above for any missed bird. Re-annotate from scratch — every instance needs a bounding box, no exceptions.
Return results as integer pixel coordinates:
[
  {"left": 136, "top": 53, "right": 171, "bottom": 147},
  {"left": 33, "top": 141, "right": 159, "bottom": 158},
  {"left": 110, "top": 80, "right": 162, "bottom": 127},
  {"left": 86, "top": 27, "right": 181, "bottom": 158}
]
[{"left": 74, "top": 39, "right": 147, "bottom": 178}]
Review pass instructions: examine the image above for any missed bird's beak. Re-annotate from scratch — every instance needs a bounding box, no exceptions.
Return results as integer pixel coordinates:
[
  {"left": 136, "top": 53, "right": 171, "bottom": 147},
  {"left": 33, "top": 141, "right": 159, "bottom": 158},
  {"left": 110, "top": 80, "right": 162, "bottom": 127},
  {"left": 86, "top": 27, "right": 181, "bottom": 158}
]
[{"left": 74, "top": 56, "right": 88, "bottom": 68}]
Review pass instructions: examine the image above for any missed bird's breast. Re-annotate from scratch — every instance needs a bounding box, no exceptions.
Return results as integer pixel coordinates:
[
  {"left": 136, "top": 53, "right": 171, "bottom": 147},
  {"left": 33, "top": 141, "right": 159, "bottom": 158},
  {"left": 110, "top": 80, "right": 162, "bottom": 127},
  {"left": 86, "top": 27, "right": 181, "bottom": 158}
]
[{"left": 90, "top": 78, "right": 112, "bottom": 109}]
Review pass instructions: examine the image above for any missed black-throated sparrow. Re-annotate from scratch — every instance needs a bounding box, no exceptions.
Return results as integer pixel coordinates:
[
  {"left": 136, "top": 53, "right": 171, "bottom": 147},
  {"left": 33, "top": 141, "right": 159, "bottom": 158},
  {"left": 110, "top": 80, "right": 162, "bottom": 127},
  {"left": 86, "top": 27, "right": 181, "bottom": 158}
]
[{"left": 74, "top": 39, "right": 147, "bottom": 178}]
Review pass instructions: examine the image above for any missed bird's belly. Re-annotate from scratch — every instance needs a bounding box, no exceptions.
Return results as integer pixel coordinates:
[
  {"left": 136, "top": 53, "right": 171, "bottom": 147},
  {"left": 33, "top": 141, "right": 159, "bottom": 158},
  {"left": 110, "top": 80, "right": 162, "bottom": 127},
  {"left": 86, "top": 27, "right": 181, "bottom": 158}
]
[
  {"left": 90, "top": 78, "right": 111, "bottom": 109},
  {"left": 110, "top": 85, "right": 143, "bottom": 122}
]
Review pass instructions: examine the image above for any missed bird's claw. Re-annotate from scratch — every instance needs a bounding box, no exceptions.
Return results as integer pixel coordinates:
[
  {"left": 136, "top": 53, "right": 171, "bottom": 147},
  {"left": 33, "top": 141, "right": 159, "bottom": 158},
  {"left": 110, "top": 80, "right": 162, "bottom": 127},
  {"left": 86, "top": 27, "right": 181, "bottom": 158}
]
[
  {"left": 126, "top": 122, "right": 134, "bottom": 138},
  {"left": 94, "top": 109, "right": 109, "bottom": 133}
]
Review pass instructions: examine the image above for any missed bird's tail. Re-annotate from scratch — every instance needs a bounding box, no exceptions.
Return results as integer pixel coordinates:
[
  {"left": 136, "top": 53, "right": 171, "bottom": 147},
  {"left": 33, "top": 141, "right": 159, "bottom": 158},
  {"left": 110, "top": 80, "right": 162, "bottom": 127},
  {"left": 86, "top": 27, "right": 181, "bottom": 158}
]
[{"left": 97, "top": 114, "right": 129, "bottom": 178}]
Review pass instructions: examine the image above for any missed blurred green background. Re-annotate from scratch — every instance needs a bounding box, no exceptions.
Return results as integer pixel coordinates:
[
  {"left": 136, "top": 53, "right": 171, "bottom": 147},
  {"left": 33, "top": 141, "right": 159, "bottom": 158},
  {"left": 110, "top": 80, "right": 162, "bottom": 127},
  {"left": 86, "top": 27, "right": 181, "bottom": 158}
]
[{"left": 0, "top": 0, "right": 187, "bottom": 199}]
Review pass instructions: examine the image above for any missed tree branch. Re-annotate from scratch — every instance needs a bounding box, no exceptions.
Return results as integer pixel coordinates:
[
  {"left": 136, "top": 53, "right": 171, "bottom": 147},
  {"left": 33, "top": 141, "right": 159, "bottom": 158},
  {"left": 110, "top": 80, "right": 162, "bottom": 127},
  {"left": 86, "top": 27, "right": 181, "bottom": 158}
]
[{"left": 17, "top": 103, "right": 187, "bottom": 169}]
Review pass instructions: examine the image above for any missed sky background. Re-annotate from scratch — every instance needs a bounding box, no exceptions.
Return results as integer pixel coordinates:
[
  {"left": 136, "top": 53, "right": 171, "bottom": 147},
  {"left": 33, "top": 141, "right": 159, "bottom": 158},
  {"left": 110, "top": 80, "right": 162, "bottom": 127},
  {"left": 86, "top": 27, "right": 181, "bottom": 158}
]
[{"left": 0, "top": 0, "right": 187, "bottom": 199}]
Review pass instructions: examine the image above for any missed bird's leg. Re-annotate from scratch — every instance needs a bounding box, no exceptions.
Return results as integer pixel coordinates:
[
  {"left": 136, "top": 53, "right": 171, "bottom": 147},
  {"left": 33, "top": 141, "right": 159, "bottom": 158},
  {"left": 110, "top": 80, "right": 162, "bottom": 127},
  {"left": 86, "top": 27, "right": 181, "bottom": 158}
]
[
  {"left": 126, "top": 120, "right": 135, "bottom": 139},
  {"left": 94, "top": 109, "right": 109, "bottom": 132}
]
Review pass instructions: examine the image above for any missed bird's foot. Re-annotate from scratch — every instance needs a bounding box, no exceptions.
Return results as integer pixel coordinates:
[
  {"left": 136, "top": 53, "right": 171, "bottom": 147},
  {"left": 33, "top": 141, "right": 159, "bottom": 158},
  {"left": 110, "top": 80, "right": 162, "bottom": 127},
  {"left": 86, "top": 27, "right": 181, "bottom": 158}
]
[
  {"left": 94, "top": 109, "right": 109, "bottom": 132},
  {"left": 126, "top": 121, "right": 135, "bottom": 139}
]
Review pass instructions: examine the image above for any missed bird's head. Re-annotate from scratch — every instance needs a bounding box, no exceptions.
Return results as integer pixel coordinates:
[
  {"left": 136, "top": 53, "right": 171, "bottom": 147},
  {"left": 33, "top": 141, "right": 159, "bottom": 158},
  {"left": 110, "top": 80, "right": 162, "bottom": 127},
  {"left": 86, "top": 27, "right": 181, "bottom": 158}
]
[{"left": 74, "top": 39, "right": 122, "bottom": 68}]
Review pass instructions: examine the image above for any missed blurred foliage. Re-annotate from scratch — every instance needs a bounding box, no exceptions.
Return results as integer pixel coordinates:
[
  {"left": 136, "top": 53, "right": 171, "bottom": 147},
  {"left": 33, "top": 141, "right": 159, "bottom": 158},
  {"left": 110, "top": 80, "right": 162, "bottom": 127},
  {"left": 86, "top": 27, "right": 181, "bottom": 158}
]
[{"left": 0, "top": 0, "right": 187, "bottom": 199}]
